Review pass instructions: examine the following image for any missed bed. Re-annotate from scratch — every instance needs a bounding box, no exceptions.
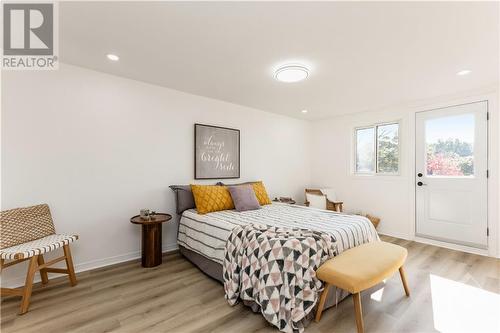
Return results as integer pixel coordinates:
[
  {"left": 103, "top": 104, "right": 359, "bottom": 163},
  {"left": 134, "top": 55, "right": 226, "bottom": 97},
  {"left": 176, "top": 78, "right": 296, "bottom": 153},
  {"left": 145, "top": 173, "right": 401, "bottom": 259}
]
[{"left": 177, "top": 202, "right": 379, "bottom": 316}]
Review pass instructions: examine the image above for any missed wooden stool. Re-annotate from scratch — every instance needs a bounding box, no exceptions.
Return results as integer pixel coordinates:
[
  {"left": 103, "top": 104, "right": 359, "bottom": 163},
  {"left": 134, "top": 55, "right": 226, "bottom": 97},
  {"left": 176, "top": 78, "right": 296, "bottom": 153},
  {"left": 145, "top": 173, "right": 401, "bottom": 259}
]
[{"left": 315, "top": 241, "right": 410, "bottom": 333}]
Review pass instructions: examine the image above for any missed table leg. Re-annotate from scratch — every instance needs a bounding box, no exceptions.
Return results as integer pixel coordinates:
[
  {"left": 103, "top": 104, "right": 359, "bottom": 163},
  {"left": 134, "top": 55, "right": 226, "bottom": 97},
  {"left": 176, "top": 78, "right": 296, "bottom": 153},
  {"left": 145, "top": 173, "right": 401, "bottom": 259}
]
[{"left": 141, "top": 224, "right": 162, "bottom": 267}]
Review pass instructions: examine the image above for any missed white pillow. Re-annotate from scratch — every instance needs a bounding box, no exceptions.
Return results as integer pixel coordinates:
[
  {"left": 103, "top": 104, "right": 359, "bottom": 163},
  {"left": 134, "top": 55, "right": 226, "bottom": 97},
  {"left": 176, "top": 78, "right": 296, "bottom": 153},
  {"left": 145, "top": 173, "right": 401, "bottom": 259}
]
[
  {"left": 306, "top": 193, "right": 327, "bottom": 210},
  {"left": 320, "top": 188, "right": 337, "bottom": 202}
]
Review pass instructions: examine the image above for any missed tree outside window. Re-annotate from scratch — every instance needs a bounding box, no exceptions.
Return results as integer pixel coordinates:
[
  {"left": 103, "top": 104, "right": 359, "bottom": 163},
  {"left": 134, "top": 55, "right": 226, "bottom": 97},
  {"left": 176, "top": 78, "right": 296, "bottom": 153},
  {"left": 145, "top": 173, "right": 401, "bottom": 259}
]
[
  {"left": 426, "top": 139, "right": 474, "bottom": 176},
  {"left": 424, "top": 113, "right": 475, "bottom": 177}
]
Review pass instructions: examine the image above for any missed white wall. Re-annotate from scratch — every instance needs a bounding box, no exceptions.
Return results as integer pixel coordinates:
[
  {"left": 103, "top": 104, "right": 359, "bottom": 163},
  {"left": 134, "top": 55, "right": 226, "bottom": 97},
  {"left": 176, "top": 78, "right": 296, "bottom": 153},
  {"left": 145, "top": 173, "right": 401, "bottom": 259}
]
[
  {"left": 2, "top": 63, "right": 498, "bottom": 289},
  {"left": 1, "top": 64, "right": 312, "bottom": 286},
  {"left": 309, "top": 87, "right": 500, "bottom": 258}
]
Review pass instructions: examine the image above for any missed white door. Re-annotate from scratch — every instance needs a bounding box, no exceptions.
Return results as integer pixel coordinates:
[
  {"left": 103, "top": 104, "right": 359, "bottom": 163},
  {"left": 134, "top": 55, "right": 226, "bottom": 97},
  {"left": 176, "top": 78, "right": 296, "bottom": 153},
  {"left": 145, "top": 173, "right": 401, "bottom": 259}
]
[{"left": 415, "top": 101, "right": 488, "bottom": 248}]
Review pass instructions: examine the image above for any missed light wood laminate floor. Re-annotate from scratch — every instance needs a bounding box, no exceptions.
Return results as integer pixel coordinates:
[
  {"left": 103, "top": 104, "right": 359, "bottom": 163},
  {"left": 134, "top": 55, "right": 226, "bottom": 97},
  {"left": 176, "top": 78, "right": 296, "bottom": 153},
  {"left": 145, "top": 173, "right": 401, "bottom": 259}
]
[{"left": 1, "top": 236, "right": 499, "bottom": 333}]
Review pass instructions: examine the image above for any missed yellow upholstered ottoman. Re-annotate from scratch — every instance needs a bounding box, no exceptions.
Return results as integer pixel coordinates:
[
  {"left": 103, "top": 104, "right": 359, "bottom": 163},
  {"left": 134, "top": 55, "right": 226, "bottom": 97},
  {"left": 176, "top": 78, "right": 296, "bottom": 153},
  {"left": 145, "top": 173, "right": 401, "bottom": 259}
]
[{"left": 315, "top": 241, "right": 410, "bottom": 333}]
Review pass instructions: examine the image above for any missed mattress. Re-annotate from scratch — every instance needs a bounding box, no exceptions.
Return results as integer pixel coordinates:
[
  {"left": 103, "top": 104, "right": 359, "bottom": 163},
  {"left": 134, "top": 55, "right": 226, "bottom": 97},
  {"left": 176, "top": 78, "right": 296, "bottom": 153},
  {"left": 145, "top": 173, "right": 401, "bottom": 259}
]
[{"left": 178, "top": 203, "right": 379, "bottom": 265}]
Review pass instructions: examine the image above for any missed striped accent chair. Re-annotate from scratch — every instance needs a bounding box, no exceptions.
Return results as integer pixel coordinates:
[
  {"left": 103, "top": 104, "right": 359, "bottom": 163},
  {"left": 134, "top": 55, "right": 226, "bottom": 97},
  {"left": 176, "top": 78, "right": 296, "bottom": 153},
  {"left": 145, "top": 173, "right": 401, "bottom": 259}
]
[{"left": 0, "top": 204, "right": 79, "bottom": 314}]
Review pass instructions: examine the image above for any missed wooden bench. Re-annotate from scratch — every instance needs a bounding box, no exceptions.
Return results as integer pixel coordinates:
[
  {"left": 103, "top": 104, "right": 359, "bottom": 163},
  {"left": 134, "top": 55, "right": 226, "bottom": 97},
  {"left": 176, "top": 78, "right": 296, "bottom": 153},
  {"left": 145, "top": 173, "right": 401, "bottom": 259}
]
[
  {"left": 0, "top": 204, "right": 79, "bottom": 314},
  {"left": 315, "top": 241, "right": 410, "bottom": 333}
]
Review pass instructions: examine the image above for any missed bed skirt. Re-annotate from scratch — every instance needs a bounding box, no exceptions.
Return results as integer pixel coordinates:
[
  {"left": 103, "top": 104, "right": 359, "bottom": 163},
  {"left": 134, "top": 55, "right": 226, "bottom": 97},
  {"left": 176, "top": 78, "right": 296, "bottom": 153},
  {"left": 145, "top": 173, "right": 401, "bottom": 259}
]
[{"left": 179, "top": 245, "right": 350, "bottom": 312}]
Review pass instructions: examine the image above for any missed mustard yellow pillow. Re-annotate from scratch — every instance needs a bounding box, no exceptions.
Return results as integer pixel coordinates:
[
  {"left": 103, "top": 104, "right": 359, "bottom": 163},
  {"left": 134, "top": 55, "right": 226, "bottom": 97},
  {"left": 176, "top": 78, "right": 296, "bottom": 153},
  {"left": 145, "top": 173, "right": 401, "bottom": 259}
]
[
  {"left": 251, "top": 181, "right": 271, "bottom": 205},
  {"left": 190, "top": 185, "right": 235, "bottom": 214}
]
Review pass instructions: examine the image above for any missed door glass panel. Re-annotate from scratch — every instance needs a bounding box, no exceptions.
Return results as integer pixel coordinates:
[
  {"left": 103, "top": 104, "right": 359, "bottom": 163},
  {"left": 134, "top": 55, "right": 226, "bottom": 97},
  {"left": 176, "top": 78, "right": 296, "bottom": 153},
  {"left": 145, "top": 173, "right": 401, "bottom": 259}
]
[
  {"left": 377, "top": 123, "right": 399, "bottom": 173},
  {"left": 356, "top": 127, "right": 375, "bottom": 173},
  {"left": 425, "top": 113, "right": 474, "bottom": 177}
]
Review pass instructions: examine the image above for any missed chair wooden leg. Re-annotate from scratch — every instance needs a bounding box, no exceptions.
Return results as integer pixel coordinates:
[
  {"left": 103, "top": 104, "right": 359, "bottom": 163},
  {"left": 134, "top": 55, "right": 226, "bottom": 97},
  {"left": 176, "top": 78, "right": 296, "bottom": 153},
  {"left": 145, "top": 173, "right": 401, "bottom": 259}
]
[
  {"left": 37, "top": 255, "right": 49, "bottom": 285},
  {"left": 315, "top": 283, "right": 330, "bottom": 322},
  {"left": 399, "top": 266, "right": 410, "bottom": 297},
  {"left": 63, "top": 245, "right": 77, "bottom": 286},
  {"left": 353, "top": 292, "right": 364, "bottom": 333},
  {"left": 19, "top": 256, "right": 38, "bottom": 315}
]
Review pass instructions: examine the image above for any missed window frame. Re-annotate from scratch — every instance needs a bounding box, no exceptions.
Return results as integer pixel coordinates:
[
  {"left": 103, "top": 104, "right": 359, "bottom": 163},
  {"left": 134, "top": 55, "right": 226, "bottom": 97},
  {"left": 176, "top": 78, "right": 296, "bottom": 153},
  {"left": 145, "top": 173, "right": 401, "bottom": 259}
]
[{"left": 353, "top": 121, "right": 401, "bottom": 176}]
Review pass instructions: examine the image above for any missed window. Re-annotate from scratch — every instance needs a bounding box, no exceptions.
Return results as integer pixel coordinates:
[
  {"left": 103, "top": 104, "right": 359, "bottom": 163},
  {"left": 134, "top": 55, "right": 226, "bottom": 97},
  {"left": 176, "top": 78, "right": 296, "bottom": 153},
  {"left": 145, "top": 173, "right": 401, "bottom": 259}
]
[
  {"left": 425, "top": 114, "right": 474, "bottom": 177},
  {"left": 355, "top": 122, "right": 399, "bottom": 175},
  {"left": 355, "top": 127, "right": 375, "bottom": 173}
]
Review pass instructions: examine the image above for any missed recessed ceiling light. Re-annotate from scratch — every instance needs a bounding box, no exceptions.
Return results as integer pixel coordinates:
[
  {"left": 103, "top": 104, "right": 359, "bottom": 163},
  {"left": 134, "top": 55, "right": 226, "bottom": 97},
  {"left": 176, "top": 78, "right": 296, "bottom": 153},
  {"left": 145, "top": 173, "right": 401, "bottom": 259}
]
[
  {"left": 456, "top": 69, "right": 471, "bottom": 76},
  {"left": 301, "top": 109, "right": 308, "bottom": 113},
  {"left": 274, "top": 64, "right": 309, "bottom": 83},
  {"left": 107, "top": 54, "right": 119, "bottom": 61}
]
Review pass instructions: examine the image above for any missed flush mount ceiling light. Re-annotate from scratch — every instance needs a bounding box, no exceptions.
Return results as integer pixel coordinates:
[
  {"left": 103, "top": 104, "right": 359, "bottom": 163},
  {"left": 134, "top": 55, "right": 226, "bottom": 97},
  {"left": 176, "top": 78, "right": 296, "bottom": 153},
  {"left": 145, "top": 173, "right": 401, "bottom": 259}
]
[
  {"left": 107, "top": 54, "right": 119, "bottom": 61},
  {"left": 301, "top": 109, "right": 308, "bottom": 113},
  {"left": 456, "top": 69, "right": 471, "bottom": 76},
  {"left": 274, "top": 64, "right": 309, "bottom": 83}
]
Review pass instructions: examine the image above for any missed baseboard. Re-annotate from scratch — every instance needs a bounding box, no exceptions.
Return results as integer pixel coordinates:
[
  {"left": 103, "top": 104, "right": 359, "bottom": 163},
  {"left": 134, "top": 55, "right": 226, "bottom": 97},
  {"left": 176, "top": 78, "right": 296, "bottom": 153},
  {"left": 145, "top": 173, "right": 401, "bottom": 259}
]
[
  {"left": 378, "top": 230, "right": 492, "bottom": 257},
  {"left": 377, "top": 230, "right": 412, "bottom": 240},
  {"left": 414, "top": 236, "right": 490, "bottom": 257},
  {"left": 0, "top": 242, "right": 179, "bottom": 288}
]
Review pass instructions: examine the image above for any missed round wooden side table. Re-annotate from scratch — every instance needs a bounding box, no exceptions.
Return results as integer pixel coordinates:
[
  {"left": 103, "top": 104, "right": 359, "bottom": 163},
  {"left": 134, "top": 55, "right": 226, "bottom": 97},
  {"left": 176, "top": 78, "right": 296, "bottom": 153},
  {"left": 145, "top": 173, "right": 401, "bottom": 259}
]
[{"left": 130, "top": 213, "right": 172, "bottom": 268}]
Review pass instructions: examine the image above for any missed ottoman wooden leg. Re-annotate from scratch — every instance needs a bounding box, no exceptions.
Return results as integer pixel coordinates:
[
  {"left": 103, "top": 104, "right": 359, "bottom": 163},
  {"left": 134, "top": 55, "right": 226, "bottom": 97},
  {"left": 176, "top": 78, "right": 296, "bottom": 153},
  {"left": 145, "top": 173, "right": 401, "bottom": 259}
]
[
  {"left": 315, "top": 283, "right": 330, "bottom": 322},
  {"left": 399, "top": 266, "right": 410, "bottom": 296},
  {"left": 353, "top": 292, "right": 364, "bottom": 333}
]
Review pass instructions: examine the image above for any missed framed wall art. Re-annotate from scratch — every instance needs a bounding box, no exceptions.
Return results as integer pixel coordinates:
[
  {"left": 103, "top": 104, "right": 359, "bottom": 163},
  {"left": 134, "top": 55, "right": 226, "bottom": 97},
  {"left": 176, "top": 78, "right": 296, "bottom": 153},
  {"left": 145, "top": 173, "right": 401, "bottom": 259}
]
[{"left": 194, "top": 123, "right": 240, "bottom": 179}]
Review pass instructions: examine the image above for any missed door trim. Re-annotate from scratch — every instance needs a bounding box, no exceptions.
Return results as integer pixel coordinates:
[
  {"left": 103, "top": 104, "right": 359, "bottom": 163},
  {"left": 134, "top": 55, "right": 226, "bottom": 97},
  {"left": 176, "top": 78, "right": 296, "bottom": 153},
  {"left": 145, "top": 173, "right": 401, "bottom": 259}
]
[{"left": 414, "top": 100, "right": 489, "bottom": 250}]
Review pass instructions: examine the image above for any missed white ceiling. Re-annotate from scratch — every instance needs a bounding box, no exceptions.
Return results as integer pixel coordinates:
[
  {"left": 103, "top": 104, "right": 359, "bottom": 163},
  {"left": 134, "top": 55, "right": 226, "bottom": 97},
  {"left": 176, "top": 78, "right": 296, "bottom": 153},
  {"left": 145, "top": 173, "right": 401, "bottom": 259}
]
[{"left": 60, "top": 2, "right": 499, "bottom": 120}]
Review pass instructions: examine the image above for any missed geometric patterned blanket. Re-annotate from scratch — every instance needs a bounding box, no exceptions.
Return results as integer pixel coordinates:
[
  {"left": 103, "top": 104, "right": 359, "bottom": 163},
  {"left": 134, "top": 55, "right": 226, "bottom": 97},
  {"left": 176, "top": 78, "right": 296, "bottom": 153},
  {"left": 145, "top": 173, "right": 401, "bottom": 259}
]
[{"left": 223, "top": 223, "right": 338, "bottom": 333}]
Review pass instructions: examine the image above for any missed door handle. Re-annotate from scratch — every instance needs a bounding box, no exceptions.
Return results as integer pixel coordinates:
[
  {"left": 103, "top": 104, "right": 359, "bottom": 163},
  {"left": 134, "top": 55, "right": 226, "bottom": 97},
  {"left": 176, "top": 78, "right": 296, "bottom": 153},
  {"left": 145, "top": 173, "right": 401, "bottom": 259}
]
[{"left": 417, "top": 181, "right": 427, "bottom": 186}]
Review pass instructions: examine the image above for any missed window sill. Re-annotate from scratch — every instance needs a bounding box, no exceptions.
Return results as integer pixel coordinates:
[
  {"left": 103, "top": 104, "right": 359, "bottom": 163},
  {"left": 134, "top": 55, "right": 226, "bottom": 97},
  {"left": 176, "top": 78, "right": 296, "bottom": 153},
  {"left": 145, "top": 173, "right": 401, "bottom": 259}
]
[{"left": 351, "top": 173, "right": 406, "bottom": 181}]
